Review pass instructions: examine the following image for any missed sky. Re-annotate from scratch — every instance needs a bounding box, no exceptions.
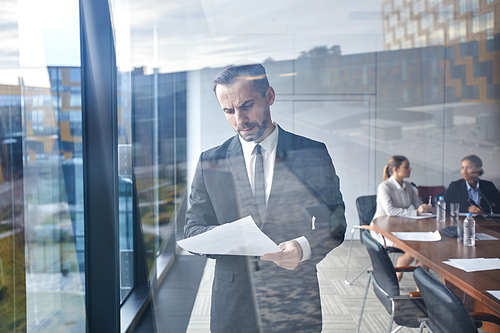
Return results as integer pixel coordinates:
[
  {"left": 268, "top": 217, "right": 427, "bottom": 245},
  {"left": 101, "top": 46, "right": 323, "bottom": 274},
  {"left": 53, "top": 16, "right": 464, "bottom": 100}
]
[
  {"left": 116, "top": 0, "right": 385, "bottom": 73},
  {"left": 2, "top": 0, "right": 385, "bottom": 84},
  {"left": 1, "top": 0, "right": 80, "bottom": 86}
]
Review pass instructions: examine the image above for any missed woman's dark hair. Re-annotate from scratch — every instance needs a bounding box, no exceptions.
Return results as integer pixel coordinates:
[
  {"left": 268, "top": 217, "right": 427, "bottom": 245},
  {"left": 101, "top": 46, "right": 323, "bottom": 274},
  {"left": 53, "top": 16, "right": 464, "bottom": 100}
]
[
  {"left": 383, "top": 155, "right": 408, "bottom": 181},
  {"left": 213, "top": 63, "right": 269, "bottom": 98},
  {"left": 462, "top": 154, "right": 484, "bottom": 176}
]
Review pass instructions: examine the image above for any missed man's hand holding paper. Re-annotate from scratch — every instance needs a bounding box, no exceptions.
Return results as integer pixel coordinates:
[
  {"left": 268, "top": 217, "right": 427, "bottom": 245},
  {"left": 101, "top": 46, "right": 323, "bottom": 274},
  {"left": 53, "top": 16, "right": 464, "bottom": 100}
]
[{"left": 261, "top": 240, "right": 303, "bottom": 270}]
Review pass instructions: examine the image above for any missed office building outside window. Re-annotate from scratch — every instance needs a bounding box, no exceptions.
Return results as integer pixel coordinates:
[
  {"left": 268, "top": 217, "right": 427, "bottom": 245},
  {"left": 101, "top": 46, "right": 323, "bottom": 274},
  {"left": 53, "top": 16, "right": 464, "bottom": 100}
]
[{"left": 0, "top": 0, "right": 86, "bottom": 331}]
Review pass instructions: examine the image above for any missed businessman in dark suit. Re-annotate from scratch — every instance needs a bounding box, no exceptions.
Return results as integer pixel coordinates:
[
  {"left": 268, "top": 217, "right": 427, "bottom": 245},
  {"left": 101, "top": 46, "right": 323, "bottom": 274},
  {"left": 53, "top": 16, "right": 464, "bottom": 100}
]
[{"left": 184, "top": 63, "right": 346, "bottom": 332}]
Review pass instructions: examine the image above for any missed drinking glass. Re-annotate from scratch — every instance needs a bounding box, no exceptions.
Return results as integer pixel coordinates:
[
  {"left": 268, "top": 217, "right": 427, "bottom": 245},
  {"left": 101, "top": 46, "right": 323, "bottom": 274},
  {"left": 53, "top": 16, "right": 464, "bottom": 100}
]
[
  {"left": 450, "top": 203, "right": 461, "bottom": 242},
  {"left": 450, "top": 203, "right": 460, "bottom": 218}
]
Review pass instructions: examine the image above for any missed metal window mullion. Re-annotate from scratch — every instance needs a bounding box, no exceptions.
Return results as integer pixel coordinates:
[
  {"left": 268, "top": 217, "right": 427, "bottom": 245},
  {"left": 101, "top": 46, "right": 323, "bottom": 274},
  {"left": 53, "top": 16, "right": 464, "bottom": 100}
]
[{"left": 80, "top": 0, "right": 120, "bottom": 331}]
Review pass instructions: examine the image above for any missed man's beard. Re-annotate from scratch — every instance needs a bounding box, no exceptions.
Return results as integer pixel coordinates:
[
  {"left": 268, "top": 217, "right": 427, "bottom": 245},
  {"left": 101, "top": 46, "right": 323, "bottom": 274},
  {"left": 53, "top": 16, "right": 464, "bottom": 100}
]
[{"left": 237, "top": 108, "right": 270, "bottom": 142}]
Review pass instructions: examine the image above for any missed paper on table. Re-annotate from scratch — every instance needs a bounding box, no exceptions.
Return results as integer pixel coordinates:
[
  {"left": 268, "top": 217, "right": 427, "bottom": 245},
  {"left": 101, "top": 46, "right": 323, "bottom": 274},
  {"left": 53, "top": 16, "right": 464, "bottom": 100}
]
[
  {"left": 475, "top": 233, "right": 499, "bottom": 241},
  {"left": 177, "top": 215, "right": 281, "bottom": 256},
  {"left": 487, "top": 290, "right": 500, "bottom": 301},
  {"left": 443, "top": 258, "right": 500, "bottom": 272},
  {"left": 397, "top": 214, "right": 436, "bottom": 220},
  {"left": 391, "top": 230, "right": 442, "bottom": 241}
]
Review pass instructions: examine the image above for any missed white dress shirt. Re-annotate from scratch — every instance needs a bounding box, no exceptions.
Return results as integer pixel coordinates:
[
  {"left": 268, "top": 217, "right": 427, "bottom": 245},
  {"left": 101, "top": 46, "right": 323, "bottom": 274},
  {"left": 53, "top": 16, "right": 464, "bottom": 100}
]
[
  {"left": 239, "top": 125, "right": 278, "bottom": 203},
  {"left": 371, "top": 175, "right": 423, "bottom": 246},
  {"left": 373, "top": 176, "right": 422, "bottom": 220},
  {"left": 239, "top": 123, "right": 311, "bottom": 261}
]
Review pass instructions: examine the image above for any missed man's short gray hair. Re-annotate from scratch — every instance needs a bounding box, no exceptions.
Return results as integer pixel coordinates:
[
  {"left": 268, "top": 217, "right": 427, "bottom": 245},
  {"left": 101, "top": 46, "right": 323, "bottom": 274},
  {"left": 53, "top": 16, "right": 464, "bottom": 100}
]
[{"left": 213, "top": 63, "right": 270, "bottom": 98}]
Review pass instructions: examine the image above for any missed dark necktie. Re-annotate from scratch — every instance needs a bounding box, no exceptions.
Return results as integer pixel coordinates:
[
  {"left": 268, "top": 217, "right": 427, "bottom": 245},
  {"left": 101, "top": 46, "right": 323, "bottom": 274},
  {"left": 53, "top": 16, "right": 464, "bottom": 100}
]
[{"left": 254, "top": 144, "right": 266, "bottom": 219}]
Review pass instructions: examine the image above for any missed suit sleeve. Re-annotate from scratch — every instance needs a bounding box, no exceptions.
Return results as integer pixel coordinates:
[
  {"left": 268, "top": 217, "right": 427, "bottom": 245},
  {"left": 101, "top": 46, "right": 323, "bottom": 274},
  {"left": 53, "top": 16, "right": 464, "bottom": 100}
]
[
  {"left": 300, "top": 144, "right": 346, "bottom": 264},
  {"left": 444, "top": 181, "right": 467, "bottom": 213},
  {"left": 483, "top": 181, "right": 500, "bottom": 214},
  {"left": 443, "top": 182, "right": 456, "bottom": 208},
  {"left": 410, "top": 185, "right": 423, "bottom": 209},
  {"left": 184, "top": 154, "right": 219, "bottom": 239},
  {"left": 492, "top": 187, "right": 500, "bottom": 214}
]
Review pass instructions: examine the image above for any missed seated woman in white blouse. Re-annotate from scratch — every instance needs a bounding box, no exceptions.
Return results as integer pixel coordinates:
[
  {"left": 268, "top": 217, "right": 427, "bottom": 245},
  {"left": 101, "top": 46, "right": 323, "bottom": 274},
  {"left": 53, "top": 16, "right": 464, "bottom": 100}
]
[{"left": 371, "top": 155, "right": 433, "bottom": 281}]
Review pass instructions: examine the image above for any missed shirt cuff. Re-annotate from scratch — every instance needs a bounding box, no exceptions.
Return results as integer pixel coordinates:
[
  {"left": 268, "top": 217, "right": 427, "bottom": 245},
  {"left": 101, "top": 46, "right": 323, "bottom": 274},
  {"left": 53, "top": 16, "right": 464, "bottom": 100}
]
[{"left": 294, "top": 236, "right": 312, "bottom": 262}]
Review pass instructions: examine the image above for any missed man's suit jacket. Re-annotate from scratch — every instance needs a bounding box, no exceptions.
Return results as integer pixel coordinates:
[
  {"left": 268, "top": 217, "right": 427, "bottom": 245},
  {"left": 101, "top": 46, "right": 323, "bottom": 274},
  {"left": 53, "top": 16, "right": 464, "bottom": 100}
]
[
  {"left": 185, "top": 126, "right": 346, "bottom": 332},
  {"left": 444, "top": 178, "right": 500, "bottom": 214}
]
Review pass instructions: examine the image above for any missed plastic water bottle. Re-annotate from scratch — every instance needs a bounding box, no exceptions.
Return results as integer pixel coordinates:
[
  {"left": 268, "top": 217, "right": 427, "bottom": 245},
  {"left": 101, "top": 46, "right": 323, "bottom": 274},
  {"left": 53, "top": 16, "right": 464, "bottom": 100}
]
[
  {"left": 436, "top": 196, "right": 446, "bottom": 222},
  {"left": 463, "top": 213, "right": 476, "bottom": 246}
]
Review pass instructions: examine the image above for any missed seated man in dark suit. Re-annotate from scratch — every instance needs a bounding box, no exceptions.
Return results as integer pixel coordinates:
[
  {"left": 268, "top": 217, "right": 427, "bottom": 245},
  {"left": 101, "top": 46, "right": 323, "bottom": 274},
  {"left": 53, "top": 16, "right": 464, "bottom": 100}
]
[
  {"left": 184, "top": 63, "right": 346, "bottom": 332},
  {"left": 444, "top": 154, "right": 500, "bottom": 214}
]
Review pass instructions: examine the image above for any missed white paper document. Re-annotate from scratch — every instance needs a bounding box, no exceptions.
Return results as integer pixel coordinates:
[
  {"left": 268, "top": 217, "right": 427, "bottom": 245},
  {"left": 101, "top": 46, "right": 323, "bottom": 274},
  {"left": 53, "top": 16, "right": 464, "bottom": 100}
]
[
  {"left": 397, "top": 214, "right": 436, "bottom": 220},
  {"left": 475, "top": 233, "right": 499, "bottom": 241},
  {"left": 391, "top": 230, "right": 442, "bottom": 241},
  {"left": 443, "top": 258, "right": 500, "bottom": 272},
  {"left": 177, "top": 216, "right": 281, "bottom": 256},
  {"left": 487, "top": 290, "right": 500, "bottom": 301}
]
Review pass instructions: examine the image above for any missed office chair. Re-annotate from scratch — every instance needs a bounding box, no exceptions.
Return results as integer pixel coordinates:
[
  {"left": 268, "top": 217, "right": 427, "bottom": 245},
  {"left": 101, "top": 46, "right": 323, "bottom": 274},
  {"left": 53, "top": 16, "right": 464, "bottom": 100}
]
[
  {"left": 344, "top": 195, "right": 376, "bottom": 285},
  {"left": 417, "top": 186, "right": 446, "bottom": 205},
  {"left": 345, "top": 195, "right": 404, "bottom": 285},
  {"left": 413, "top": 266, "right": 500, "bottom": 333},
  {"left": 357, "top": 231, "right": 426, "bottom": 333}
]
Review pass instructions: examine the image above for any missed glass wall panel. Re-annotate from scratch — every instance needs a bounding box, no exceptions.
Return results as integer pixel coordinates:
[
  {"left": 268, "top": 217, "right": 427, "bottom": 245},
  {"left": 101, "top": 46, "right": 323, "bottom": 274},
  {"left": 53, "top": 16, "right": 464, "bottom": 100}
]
[
  {"left": 0, "top": 0, "right": 86, "bottom": 331},
  {"left": 111, "top": 0, "right": 189, "bottom": 315},
  {"left": 111, "top": 0, "right": 500, "bottom": 330}
]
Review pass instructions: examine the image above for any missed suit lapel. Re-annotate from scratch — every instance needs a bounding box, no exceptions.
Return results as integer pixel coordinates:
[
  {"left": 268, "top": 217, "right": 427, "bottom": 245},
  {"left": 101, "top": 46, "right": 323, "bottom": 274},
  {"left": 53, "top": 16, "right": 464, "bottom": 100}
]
[
  {"left": 266, "top": 128, "right": 295, "bottom": 215},
  {"left": 478, "top": 179, "right": 491, "bottom": 212},
  {"left": 460, "top": 179, "right": 469, "bottom": 204},
  {"left": 226, "top": 136, "right": 262, "bottom": 224}
]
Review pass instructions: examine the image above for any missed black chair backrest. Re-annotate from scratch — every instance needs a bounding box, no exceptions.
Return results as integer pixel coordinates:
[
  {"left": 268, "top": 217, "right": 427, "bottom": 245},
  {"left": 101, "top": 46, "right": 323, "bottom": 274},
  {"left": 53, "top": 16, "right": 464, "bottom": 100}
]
[
  {"left": 413, "top": 266, "right": 478, "bottom": 333},
  {"left": 361, "top": 230, "right": 400, "bottom": 313},
  {"left": 356, "top": 195, "right": 377, "bottom": 226}
]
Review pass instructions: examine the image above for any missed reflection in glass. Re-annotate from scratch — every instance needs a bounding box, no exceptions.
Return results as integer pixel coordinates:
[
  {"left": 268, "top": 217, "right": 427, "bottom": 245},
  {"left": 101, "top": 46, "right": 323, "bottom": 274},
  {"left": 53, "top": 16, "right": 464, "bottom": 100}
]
[
  {"left": 118, "top": 70, "right": 135, "bottom": 302},
  {"left": 0, "top": 82, "right": 26, "bottom": 331},
  {"left": 22, "top": 67, "right": 86, "bottom": 332},
  {"left": 0, "top": 0, "right": 85, "bottom": 330},
  {"left": 111, "top": 0, "right": 499, "bottom": 330},
  {"left": 112, "top": 0, "right": 189, "bottom": 302},
  {"left": 127, "top": 69, "right": 187, "bottom": 274}
]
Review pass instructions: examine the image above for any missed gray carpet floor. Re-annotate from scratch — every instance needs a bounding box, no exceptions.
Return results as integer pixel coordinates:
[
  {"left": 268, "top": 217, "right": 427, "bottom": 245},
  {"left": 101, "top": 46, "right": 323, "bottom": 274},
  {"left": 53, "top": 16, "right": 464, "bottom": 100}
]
[
  {"left": 184, "top": 240, "right": 450, "bottom": 333},
  {"left": 138, "top": 240, "right": 486, "bottom": 332}
]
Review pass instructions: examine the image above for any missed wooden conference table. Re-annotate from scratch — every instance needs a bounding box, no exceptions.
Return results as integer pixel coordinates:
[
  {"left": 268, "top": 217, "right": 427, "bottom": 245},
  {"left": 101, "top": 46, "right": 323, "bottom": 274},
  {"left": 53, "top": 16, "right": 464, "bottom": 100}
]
[{"left": 372, "top": 215, "right": 500, "bottom": 332}]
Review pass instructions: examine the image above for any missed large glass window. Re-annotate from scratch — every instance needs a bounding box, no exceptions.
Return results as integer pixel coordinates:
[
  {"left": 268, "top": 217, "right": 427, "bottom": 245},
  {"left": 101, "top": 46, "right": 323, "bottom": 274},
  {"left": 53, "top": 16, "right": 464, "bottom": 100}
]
[
  {"left": 2, "top": 0, "right": 494, "bottom": 330},
  {"left": 439, "top": 4, "right": 455, "bottom": 23},
  {"left": 109, "top": 0, "right": 499, "bottom": 329},
  {"left": 460, "top": 0, "right": 479, "bottom": 14},
  {"left": 450, "top": 20, "right": 467, "bottom": 41},
  {"left": 473, "top": 11, "right": 494, "bottom": 34},
  {"left": 0, "top": 0, "right": 85, "bottom": 331},
  {"left": 111, "top": 0, "right": 189, "bottom": 310}
]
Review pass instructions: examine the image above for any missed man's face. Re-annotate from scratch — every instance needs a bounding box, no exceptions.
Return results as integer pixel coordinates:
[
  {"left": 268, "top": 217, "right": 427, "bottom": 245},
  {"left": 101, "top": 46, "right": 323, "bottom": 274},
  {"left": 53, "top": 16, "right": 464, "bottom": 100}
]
[{"left": 215, "top": 78, "right": 275, "bottom": 142}]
